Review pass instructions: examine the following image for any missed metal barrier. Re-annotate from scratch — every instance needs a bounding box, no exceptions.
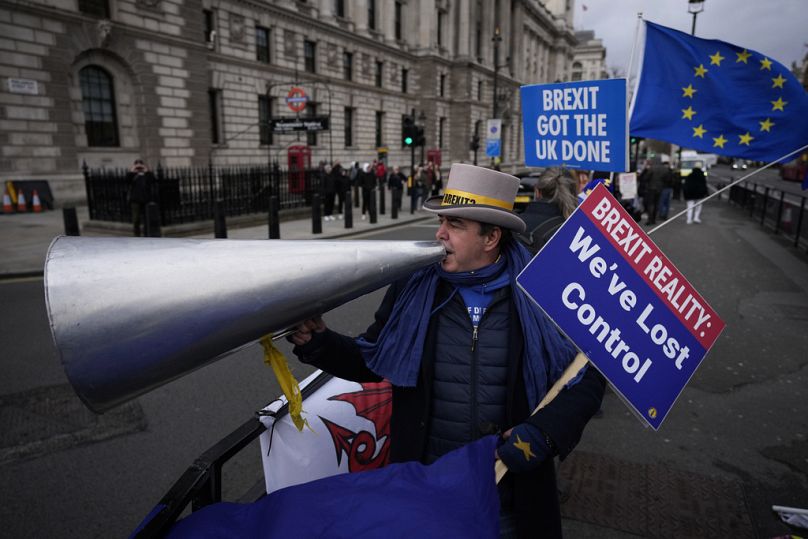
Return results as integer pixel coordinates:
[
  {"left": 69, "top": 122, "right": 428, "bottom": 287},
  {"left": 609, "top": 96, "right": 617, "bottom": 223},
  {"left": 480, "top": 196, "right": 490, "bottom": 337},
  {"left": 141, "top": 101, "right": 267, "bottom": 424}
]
[
  {"left": 83, "top": 163, "right": 322, "bottom": 226},
  {"left": 727, "top": 181, "right": 808, "bottom": 250}
]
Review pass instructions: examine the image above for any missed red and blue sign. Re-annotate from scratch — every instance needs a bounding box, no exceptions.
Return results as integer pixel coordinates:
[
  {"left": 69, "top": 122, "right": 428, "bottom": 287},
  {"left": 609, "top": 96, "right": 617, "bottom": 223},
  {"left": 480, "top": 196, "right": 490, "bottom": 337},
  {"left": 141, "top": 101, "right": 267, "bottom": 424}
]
[
  {"left": 517, "top": 184, "right": 724, "bottom": 429},
  {"left": 521, "top": 79, "right": 628, "bottom": 172}
]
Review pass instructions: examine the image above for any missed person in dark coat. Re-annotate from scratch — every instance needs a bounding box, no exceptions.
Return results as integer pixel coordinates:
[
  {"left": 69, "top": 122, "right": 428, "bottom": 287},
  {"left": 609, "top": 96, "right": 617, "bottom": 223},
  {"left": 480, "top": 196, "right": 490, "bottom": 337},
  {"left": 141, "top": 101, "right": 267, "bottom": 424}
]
[
  {"left": 638, "top": 156, "right": 671, "bottom": 226},
  {"left": 289, "top": 164, "right": 605, "bottom": 538},
  {"left": 330, "top": 161, "right": 347, "bottom": 219},
  {"left": 320, "top": 161, "right": 336, "bottom": 221},
  {"left": 359, "top": 162, "right": 376, "bottom": 220},
  {"left": 683, "top": 166, "right": 708, "bottom": 224},
  {"left": 518, "top": 167, "right": 578, "bottom": 254},
  {"left": 125, "top": 159, "right": 157, "bottom": 237},
  {"left": 387, "top": 165, "right": 406, "bottom": 211}
]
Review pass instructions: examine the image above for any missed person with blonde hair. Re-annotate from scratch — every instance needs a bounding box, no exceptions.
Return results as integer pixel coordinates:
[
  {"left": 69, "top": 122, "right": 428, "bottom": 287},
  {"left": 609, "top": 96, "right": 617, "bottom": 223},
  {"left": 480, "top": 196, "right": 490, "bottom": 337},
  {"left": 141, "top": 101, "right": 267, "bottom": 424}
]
[{"left": 517, "top": 167, "right": 578, "bottom": 254}]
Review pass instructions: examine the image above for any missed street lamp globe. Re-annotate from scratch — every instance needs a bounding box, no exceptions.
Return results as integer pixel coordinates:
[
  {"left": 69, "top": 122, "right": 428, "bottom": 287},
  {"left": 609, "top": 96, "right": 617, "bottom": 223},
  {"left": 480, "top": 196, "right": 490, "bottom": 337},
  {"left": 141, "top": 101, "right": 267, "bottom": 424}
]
[{"left": 687, "top": 0, "right": 705, "bottom": 35}]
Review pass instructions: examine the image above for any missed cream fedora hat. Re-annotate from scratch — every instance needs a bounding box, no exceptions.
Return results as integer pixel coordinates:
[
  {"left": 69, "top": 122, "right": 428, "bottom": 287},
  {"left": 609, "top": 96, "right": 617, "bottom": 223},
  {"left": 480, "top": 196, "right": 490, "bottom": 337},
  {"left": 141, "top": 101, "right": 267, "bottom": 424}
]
[{"left": 422, "top": 163, "right": 526, "bottom": 233}]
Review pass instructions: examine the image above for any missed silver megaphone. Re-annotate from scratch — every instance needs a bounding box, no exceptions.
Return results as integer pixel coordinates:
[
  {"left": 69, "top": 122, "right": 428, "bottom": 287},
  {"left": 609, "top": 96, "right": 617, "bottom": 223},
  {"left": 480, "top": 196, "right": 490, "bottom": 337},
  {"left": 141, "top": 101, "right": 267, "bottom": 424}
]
[{"left": 45, "top": 237, "right": 446, "bottom": 413}]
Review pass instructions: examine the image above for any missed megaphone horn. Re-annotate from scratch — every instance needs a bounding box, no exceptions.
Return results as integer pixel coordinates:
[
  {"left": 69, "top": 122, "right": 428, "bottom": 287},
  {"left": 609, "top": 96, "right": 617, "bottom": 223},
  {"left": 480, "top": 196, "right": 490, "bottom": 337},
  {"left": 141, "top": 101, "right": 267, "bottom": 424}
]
[{"left": 44, "top": 237, "right": 446, "bottom": 413}]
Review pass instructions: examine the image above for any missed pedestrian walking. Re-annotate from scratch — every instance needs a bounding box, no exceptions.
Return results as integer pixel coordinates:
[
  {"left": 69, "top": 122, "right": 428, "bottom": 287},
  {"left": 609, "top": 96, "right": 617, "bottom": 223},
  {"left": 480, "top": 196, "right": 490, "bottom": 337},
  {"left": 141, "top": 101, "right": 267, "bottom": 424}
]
[
  {"left": 359, "top": 162, "right": 375, "bottom": 220},
  {"left": 125, "top": 159, "right": 157, "bottom": 237},
  {"left": 388, "top": 165, "right": 406, "bottom": 211},
  {"left": 684, "top": 166, "right": 708, "bottom": 224}
]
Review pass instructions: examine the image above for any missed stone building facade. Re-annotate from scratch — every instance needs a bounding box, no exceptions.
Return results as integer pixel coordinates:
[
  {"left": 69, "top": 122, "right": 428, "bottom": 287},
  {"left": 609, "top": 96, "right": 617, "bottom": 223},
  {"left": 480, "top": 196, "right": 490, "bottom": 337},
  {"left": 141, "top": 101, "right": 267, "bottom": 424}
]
[
  {"left": 0, "top": 0, "right": 593, "bottom": 205},
  {"left": 572, "top": 30, "right": 606, "bottom": 81}
]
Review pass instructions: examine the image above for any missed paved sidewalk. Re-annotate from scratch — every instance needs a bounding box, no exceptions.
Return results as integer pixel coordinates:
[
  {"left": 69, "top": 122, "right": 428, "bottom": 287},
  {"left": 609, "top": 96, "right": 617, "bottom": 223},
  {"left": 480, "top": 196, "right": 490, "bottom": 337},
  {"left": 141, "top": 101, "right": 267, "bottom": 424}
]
[{"left": 0, "top": 193, "right": 431, "bottom": 278}]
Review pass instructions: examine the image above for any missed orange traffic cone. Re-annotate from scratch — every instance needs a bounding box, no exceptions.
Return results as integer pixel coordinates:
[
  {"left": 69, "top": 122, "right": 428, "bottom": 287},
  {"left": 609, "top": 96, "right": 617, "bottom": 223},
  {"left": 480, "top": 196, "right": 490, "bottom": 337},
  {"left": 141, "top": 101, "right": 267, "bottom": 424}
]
[
  {"left": 16, "top": 189, "right": 27, "bottom": 212},
  {"left": 2, "top": 189, "right": 12, "bottom": 213},
  {"left": 32, "top": 189, "right": 42, "bottom": 212}
]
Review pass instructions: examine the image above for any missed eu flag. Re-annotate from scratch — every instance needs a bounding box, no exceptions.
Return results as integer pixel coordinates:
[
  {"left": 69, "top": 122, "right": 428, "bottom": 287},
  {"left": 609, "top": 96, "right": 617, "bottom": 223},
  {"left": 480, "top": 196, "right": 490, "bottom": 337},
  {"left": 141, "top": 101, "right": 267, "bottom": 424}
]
[
  {"left": 630, "top": 21, "right": 808, "bottom": 163},
  {"left": 164, "top": 435, "right": 500, "bottom": 538}
]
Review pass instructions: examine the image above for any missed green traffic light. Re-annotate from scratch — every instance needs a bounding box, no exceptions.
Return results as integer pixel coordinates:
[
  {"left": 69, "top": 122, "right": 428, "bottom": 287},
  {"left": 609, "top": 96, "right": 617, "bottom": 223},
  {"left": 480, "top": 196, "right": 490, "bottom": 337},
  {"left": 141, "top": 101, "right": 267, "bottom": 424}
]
[{"left": 404, "top": 136, "right": 413, "bottom": 145}]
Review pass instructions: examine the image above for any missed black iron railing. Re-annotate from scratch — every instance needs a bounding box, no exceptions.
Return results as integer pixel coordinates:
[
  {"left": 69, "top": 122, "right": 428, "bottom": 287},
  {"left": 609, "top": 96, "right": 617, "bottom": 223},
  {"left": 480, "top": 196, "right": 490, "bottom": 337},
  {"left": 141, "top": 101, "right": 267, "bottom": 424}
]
[
  {"left": 726, "top": 180, "right": 808, "bottom": 250},
  {"left": 83, "top": 163, "right": 323, "bottom": 226}
]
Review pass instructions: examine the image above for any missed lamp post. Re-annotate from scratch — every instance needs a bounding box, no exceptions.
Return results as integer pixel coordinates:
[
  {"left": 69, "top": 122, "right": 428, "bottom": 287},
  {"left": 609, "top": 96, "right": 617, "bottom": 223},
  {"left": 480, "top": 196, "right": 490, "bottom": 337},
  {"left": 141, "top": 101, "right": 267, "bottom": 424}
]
[
  {"left": 418, "top": 111, "right": 426, "bottom": 164},
  {"left": 492, "top": 26, "right": 502, "bottom": 120},
  {"left": 688, "top": 0, "right": 705, "bottom": 36}
]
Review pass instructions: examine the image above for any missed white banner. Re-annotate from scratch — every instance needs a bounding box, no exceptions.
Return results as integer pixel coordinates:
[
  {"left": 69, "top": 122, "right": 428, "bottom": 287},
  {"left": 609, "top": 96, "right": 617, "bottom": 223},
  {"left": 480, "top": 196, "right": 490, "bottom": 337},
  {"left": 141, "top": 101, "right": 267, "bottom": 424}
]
[{"left": 259, "top": 370, "right": 392, "bottom": 494}]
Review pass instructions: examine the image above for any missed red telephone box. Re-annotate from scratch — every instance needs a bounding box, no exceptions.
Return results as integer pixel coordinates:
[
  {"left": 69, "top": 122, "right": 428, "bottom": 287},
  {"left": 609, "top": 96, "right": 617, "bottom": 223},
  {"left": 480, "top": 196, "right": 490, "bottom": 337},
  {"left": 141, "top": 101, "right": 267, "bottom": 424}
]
[
  {"left": 287, "top": 145, "right": 311, "bottom": 193},
  {"left": 426, "top": 148, "right": 442, "bottom": 167}
]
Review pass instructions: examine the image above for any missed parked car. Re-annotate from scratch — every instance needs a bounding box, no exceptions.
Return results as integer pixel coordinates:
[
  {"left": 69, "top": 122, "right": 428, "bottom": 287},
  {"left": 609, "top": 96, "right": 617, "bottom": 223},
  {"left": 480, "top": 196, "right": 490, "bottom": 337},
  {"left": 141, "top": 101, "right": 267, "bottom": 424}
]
[{"left": 512, "top": 168, "right": 544, "bottom": 213}]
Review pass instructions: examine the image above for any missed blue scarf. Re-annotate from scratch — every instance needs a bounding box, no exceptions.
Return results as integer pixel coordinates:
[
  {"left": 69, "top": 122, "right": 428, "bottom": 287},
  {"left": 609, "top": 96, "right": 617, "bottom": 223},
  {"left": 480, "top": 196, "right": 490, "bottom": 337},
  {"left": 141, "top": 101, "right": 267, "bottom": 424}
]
[{"left": 355, "top": 241, "right": 576, "bottom": 410}]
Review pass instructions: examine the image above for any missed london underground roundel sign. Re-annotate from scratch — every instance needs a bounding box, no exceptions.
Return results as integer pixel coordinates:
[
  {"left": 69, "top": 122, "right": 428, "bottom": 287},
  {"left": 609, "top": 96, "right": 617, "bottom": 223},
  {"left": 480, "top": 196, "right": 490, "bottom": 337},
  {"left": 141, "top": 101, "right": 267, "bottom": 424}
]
[{"left": 286, "top": 87, "right": 308, "bottom": 113}]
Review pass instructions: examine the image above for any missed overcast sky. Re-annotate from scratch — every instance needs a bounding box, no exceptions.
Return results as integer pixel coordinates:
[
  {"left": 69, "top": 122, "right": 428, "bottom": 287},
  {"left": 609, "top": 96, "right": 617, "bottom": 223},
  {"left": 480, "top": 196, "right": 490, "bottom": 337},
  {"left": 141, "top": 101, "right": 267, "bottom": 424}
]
[{"left": 576, "top": 0, "right": 808, "bottom": 75}]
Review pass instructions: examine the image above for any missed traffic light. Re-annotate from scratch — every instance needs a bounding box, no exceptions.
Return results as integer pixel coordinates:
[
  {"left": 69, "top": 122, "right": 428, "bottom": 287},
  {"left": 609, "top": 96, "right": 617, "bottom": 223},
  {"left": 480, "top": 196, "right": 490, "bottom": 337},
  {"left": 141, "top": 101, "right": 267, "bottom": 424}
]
[
  {"left": 415, "top": 126, "right": 426, "bottom": 147},
  {"left": 470, "top": 134, "right": 480, "bottom": 152},
  {"left": 402, "top": 116, "right": 415, "bottom": 147}
]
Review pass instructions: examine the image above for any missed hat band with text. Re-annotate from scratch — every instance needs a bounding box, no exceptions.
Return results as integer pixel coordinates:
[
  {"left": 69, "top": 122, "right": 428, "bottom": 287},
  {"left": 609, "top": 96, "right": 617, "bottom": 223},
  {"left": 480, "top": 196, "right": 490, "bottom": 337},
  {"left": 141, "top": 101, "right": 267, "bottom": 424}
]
[{"left": 439, "top": 189, "right": 513, "bottom": 211}]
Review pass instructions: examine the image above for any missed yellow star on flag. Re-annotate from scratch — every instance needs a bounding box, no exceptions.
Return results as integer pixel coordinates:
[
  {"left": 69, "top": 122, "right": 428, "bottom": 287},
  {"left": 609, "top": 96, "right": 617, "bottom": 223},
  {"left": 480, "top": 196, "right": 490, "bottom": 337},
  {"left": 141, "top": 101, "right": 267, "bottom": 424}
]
[
  {"left": 736, "top": 49, "right": 751, "bottom": 63},
  {"left": 760, "top": 58, "right": 773, "bottom": 70},
  {"left": 772, "top": 74, "right": 786, "bottom": 89},
  {"left": 694, "top": 64, "right": 708, "bottom": 78},
  {"left": 771, "top": 97, "right": 787, "bottom": 111},
  {"left": 713, "top": 134, "right": 728, "bottom": 148},
  {"left": 692, "top": 124, "right": 707, "bottom": 138},
  {"left": 681, "top": 106, "right": 696, "bottom": 120},
  {"left": 513, "top": 435, "right": 536, "bottom": 461},
  {"left": 759, "top": 118, "right": 775, "bottom": 132},
  {"left": 682, "top": 84, "right": 697, "bottom": 98},
  {"left": 739, "top": 132, "right": 754, "bottom": 146},
  {"left": 709, "top": 51, "right": 724, "bottom": 66}
]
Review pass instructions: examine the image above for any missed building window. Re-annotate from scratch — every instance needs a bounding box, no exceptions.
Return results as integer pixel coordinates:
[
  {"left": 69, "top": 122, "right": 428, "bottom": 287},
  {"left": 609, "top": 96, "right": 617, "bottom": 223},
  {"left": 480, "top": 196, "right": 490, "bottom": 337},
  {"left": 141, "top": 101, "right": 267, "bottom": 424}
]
[
  {"left": 375, "top": 61, "right": 383, "bottom": 88},
  {"left": 571, "top": 61, "right": 583, "bottom": 81},
  {"left": 401, "top": 68, "right": 408, "bottom": 93},
  {"left": 394, "top": 2, "right": 403, "bottom": 40},
  {"left": 375, "top": 111, "right": 384, "bottom": 148},
  {"left": 258, "top": 95, "right": 272, "bottom": 145},
  {"left": 368, "top": 0, "right": 376, "bottom": 31},
  {"left": 439, "top": 74, "right": 446, "bottom": 97},
  {"left": 344, "top": 107, "right": 353, "bottom": 147},
  {"left": 335, "top": 0, "right": 344, "bottom": 17},
  {"left": 304, "top": 40, "right": 316, "bottom": 73},
  {"left": 256, "top": 26, "right": 270, "bottom": 63},
  {"left": 437, "top": 11, "right": 444, "bottom": 48},
  {"left": 439, "top": 117, "right": 446, "bottom": 148},
  {"left": 79, "top": 0, "right": 109, "bottom": 17},
  {"left": 307, "top": 103, "right": 318, "bottom": 146},
  {"left": 208, "top": 88, "right": 221, "bottom": 144},
  {"left": 343, "top": 51, "right": 353, "bottom": 81},
  {"left": 79, "top": 66, "right": 119, "bottom": 147},
  {"left": 477, "top": 80, "right": 483, "bottom": 101},
  {"left": 204, "top": 10, "right": 215, "bottom": 45}
]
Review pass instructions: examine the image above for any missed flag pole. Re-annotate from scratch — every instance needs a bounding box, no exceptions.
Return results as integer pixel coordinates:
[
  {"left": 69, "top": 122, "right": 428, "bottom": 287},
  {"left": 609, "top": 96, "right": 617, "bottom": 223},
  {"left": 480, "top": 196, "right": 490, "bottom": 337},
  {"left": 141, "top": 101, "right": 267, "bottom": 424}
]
[
  {"left": 626, "top": 13, "right": 645, "bottom": 118},
  {"left": 647, "top": 142, "right": 808, "bottom": 235}
]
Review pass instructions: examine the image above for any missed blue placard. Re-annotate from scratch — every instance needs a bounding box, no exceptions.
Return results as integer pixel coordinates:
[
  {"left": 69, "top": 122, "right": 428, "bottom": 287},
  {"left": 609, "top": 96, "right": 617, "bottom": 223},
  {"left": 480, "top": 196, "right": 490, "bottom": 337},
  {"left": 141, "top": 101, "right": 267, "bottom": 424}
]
[
  {"left": 485, "top": 139, "right": 501, "bottom": 158},
  {"left": 521, "top": 79, "right": 628, "bottom": 172},
  {"left": 517, "top": 185, "right": 724, "bottom": 429}
]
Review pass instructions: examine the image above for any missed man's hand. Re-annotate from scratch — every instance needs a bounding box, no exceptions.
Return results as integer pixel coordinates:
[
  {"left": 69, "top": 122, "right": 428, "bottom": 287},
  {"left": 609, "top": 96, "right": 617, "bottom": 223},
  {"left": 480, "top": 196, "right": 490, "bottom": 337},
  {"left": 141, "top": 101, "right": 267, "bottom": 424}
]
[
  {"left": 288, "top": 317, "right": 327, "bottom": 346},
  {"left": 496, "top": 423, "right": 553, "bottom": 473}
]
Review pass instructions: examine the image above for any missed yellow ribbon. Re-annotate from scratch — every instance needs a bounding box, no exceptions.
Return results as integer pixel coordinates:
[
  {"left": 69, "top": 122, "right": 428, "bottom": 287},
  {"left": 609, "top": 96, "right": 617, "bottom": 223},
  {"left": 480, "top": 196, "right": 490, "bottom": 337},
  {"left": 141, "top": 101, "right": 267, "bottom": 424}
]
[
  {"left": 440, "top": 189, "right": 513, "bottom": 210},
  {"left": 260, "top": 334, "right": 310, "bottom": 432}
]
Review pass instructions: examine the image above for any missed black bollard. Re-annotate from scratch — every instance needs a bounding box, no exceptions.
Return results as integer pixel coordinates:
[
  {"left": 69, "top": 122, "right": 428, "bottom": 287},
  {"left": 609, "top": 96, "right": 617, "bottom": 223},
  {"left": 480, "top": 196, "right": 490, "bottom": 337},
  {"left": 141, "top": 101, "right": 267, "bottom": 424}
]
[
  {"left": 391, "top": 188, "right": 399, "bottom": 220},
  {"left": 369, "top": 189, "right": 377, "bottom": 224},
  {"left": 353, "top": 185, "right": 360, "bottom": 207},
  {"left": 379, "top": 186, "right": 385, "bottom": 215},
  {"left": 62, "top": 207, "right": 80, "bottom": 236},
  {"left": 144, "top": 202, "right": 161, "bottom": 237},
  {"left": 344, "top": 190, "right": 353, "bottom": 229},
  {"left": 268, "top": 195, "right": 280, "bottom": 239},
  {"left": 214, "top": 200, "right": 227, "bottom": 238},
  {"left": 312, "top": 192, "right": 322, "bottom": 234}
]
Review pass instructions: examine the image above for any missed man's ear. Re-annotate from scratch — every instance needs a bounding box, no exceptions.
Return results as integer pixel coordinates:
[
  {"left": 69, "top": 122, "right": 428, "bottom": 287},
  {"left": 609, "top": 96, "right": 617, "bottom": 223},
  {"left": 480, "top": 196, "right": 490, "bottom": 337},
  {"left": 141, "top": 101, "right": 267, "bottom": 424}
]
[{"left": 483, "top": 226, "right": 502, "bottom": 252}]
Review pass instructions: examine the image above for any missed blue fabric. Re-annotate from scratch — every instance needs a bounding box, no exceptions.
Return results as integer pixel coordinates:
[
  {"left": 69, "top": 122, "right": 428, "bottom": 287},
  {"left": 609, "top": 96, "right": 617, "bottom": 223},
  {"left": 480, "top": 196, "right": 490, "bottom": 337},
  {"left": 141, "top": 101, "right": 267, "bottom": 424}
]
[
  {"left": 577, "top": 176, "right": 614, "bottom": 204},
  {"left": 497, "top": 423, "right": 552, "bottom": 473},
  {"left": 457, "top": 268, "right": 510, "bottom": 327},
  {"left": 356, "top": 241, "right": 577, "bottom": 410},
  {"left": 166, "top": 435, "right": 501, "bottom": 539},
  {"left": 631, "top": 21, "right": 808, "bottom": 162}
]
